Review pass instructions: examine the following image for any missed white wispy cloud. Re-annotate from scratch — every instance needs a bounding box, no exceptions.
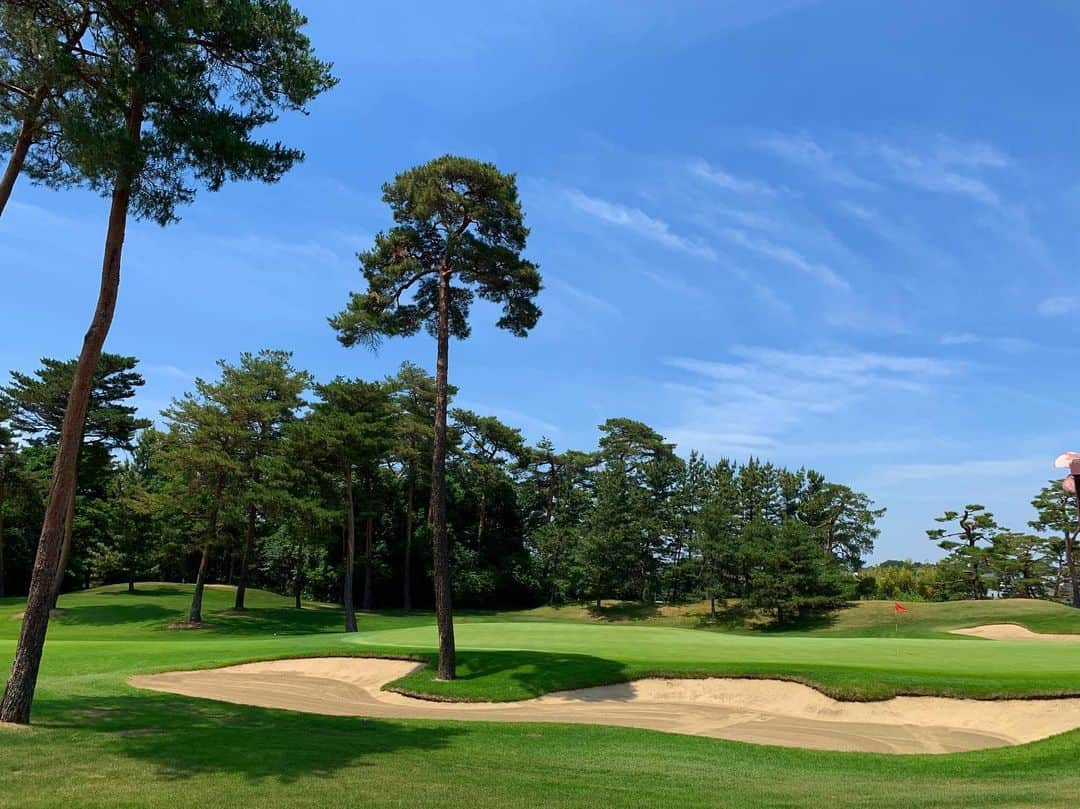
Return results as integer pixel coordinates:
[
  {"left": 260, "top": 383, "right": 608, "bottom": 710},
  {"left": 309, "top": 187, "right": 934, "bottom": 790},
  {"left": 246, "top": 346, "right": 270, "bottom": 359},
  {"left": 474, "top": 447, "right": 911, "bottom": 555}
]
[
  {"left": 929, "top": 136, "right": 1011, "bottom": 170},
  {"left": 144, "top": 364, "right": 198, "bottom": 383},
  {"left": 876, "top": 456, "right": 1046, "bottom": 485},
  {"left": 565, "top": 189, "right": 716, "bottom": 260},
  {"left": 455, "top": 400, "right": 561, "bottom": 437},
  {"left": 722, "top": 227, "right": 851, "bottom": 291},
  {"left": 940, "top": 332, "right": 1034, "bottom": 352},
  {"left": 688, "top": 158, "right": 779, "bottom": 196},
  {"left": 1038, "top": 296, "right": 1080, "bottom": 317},
  {"left": 548, "top": 279, "right": 622, "bottom": 318},
  {"left": 872, "top": 142, "right": 1001, "bottom": 207},
  {"left": 662, "top": 346, "right": 955, "bottom": 456},
  {"left": 756, "top": 132, "right": 877, "bottom": 190}
]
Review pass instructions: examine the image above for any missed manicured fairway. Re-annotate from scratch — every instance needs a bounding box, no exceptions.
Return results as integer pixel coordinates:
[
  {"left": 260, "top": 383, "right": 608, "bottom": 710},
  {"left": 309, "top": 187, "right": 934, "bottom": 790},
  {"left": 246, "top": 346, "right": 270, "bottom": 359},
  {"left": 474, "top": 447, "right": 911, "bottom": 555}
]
[{"left": 3, "top": 585, "right": 1080, "bottom": 808}]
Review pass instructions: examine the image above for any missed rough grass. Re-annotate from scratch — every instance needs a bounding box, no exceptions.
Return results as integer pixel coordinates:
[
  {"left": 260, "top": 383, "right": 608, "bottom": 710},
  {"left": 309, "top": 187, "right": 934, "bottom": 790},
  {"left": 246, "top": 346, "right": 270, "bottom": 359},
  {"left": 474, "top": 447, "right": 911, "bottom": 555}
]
[{"left": 2, "top": 585, "right": 1080, "bottom": 808}]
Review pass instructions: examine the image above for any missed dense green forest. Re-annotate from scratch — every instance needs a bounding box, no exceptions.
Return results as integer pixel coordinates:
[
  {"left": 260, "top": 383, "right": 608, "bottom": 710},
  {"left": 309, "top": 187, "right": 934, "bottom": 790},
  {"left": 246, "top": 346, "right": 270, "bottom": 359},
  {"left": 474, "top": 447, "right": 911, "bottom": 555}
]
[
  {"left": 2, "top": 351, "right": 1075, "bottom": 624},
  {"left": 0, "top": 350, "right": 878, "bottom": 620}
]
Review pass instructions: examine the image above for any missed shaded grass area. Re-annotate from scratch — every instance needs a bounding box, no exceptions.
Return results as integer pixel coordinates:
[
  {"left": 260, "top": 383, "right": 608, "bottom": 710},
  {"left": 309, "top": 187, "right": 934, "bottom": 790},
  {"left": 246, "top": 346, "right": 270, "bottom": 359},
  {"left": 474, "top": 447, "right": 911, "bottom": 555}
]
[{"left": 3, "top": 585, "right": 1080, "bottom": 807}]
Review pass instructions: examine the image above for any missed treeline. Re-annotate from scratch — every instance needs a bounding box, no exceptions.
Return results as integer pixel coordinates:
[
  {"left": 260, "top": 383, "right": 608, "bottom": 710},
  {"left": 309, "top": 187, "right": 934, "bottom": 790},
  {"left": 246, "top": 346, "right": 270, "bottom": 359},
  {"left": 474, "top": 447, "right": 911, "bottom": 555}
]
[
  {"left": 0, "top": 351, "right": 886, "bottom": 626},
  {"left": 859, "top": 496, "right": 1080, "bottom": 604}
]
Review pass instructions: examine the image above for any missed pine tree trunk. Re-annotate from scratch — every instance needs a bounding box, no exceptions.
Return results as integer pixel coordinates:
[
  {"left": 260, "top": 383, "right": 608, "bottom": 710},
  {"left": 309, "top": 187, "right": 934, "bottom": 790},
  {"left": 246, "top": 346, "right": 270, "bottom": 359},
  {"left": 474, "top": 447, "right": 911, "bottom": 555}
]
[
  {"left": 362, "top": 514, "right": 374, "bottom": 611},
  {"left": 0, "top": 466, "right": 6, "bottom": 599},
  {"left": 189, "top": 544, "right": 211, "bottom": 624},
  {"left": 403, "top": 473, "right": 414, "bottom": 611},
  {"left": 48, "top": 490, "right": 77, "bottom": 609},
  {"left": 344, "top": 462, "right": 357, "bottom": 632},
  {"left": 294, "top": 535, "right": 304, "bottom": 610},
  {"left": 431, "top": 271, "right": 456, "bottom": 680},
  {"left": 0, "top": 82, "right": 142, "bottom": 723},
  {"left": 477, "top": 490, "right": 486, "bottom": 546},
  {"left": 0, "top": 85, "right": 47, "bottom": 219},
  {"left": 188, "top": 473, "right": 225, "bottom": 624},
  {"left": 234, "top": 503, "right": 256, "bottom": 610}
]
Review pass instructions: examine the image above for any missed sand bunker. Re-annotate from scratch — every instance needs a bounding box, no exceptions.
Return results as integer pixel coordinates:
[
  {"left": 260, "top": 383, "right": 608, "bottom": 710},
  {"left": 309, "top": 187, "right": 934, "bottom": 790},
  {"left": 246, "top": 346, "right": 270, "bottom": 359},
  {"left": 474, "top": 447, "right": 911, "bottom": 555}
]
[
  {"left": 129, "top": 657, "right": 1080, "bottom": 754},
  {"left": 950, "top": 624, "right": 1080, "bottom": 642}
]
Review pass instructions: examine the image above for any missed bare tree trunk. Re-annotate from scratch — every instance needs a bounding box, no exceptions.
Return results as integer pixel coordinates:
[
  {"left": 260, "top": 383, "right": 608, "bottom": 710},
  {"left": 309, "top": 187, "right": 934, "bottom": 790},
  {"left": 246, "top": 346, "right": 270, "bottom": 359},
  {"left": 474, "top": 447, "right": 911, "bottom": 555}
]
[
  {"left": 668, "top": 540, "right": 684, "bottom": 602},
  {"left": 234, "top": 503, "right": 256, "bottom": 610},
  {"left": 188, "top": 544, "right": 211, "bottom": 624},
  {"left": 362, "top": 513, "right": 374, "bottom": 611},
  {"left": 0, "top": 82, "right": 142, "bottom": 722},
  {"left": 48, "top": 490, "right": 77, "bottom": 609},
  {"left": 188, "top": 473, "right": 225, "bottom": 624},
  {"left": 403, "top": 473, "right": 414, "bottom": 611},
  {"left": 431, "top": 272, "right": 456, "bottom": 680},
  {"left": 0, "top": 86, "right": 47, "bottom": 219},
  {"left": 294, "top": 534, "right": 304, "bottom": 610},
  {"left": 344, "top": 462, "right": 357, "bottom": 632}
]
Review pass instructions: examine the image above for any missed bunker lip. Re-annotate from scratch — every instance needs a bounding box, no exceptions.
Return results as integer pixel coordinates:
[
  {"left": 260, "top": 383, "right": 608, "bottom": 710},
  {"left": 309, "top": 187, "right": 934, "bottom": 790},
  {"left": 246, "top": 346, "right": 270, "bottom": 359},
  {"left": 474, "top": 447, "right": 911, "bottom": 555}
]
[
  {"left": 128, "top": 657, "right": 1080, "bottom": 755},
  {"left": 949, "top": 624, "right": 1080, "bottom": 642}
]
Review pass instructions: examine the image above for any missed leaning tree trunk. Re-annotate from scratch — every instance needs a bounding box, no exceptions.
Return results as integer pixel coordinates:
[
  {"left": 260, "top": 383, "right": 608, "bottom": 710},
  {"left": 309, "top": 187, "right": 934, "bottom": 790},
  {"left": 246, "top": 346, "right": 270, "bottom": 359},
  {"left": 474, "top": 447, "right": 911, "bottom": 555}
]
[
  {"left": 0, "top": 79, "right": 142, "bottom": 721},
  {"left": 0, "top": 85, "right": 47, "bottom": 219},
  {"left": 48, "top": 489, "right": 77, "bottom": 610},
  {"left": 430, "top": 272, "right": 456, "bottom": 680},
  {"left": 188, "top": 473, "right": 225, "bottom": 624},
  {"left": 188, "top": 545, "right": 211, "bottom": 624},
  {"left": 234, "top": 503, "right": 257, "bottom": 610},
  {"left": 362, "top": 513, "right": 374, "bottom": 611},
  {"left": 344, "top": 462, "right": 358, "bottom": 633},
  {"left": 403, "top": 473, "right": 414, "bottom": 611}
]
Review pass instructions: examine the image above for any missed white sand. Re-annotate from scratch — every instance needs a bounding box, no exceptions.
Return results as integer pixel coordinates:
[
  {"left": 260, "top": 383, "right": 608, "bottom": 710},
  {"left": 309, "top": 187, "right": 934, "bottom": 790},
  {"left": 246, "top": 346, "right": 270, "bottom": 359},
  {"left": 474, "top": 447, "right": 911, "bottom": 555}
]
[
  {"left": 950, "top": 623, "right": 1080, "bottom": 642},
  {"left": 129, "top": 657, "right": 1080, "bottom": 754}
]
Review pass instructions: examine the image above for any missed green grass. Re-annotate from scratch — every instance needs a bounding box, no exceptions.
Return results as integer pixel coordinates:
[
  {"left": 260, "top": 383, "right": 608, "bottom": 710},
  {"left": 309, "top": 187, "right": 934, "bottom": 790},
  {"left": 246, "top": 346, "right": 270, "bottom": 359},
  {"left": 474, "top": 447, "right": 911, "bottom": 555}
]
[{"left": 3, "top": 585, "right": 1080, "bottom": 808}]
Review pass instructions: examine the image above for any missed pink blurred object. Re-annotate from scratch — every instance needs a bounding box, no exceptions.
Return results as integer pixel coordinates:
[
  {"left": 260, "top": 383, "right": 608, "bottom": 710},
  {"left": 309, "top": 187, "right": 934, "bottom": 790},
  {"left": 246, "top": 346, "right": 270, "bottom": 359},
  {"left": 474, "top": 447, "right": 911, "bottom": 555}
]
[
  {"left": 1055, "top": 452, "right": 1080, "bottom": 468},
  {"left": 1064, "top": 476, "right": 1077, "bottom": 494}
]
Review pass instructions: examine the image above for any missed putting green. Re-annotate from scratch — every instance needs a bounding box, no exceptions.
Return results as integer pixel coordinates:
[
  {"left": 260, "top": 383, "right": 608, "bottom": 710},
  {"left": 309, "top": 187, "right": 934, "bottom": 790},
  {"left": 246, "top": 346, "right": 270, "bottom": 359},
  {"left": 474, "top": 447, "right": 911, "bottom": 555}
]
[{"left": 350, "top": 620, "right": 1080, "bottom": 701}]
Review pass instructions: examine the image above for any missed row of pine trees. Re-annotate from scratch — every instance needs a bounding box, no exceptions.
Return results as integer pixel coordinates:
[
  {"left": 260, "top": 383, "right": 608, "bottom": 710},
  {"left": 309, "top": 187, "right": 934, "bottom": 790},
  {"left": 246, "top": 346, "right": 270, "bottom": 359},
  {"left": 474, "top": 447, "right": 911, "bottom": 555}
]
[{"left": 0, "top": 350, "right": 886, "bottom": 628}]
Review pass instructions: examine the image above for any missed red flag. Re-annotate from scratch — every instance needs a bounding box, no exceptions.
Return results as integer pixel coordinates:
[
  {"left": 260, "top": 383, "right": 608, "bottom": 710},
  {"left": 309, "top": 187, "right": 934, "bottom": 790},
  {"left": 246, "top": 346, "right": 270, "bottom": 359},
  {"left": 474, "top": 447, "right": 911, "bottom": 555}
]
[{"left": 894, "top": 602, "right": 907, "bottom": 613}]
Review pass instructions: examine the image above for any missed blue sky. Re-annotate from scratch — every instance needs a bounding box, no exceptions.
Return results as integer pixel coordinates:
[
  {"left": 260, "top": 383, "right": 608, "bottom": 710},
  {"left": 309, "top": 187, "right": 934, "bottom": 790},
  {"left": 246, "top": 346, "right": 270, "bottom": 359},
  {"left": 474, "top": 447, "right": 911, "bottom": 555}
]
[{"left": 3, "top": 0, "right": 1080, "bottom": 561}]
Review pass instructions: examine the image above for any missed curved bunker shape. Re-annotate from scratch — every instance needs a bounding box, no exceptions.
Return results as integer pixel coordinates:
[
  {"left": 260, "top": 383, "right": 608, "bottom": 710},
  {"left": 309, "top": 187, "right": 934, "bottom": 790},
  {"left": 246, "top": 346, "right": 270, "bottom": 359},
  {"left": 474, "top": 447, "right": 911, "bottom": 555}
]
[
  {"left": 950, "top": 624, "right": 1080, "bottom": 642},
  {"left": 130, "top": 657, "right": 1080, "bottom": 754}
]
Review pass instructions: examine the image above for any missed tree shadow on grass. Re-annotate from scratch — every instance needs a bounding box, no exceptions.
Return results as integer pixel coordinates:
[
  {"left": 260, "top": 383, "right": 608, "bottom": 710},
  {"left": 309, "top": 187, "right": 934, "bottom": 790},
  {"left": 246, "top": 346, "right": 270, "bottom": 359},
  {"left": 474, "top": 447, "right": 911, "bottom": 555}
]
[
  {"left": 587, "top": 602, "right": 661, "bottom": 622},
  {"left": 753, "top": 606, "right": 848, "bottom": 634},
  {"left": 686, "top": 601, "right": 848, "bottom": 634},
  {"left": 50, "top": 603, "right": 180, "bottom": 628},
  {"left": 36, "top": 690, "right": 464, "bottom": 782},
  {"left": 393, "top": 649, "right": 631, "bottom": 701},
  {"left": 198, "top": 606, "right": 346, "bottom": 636}
]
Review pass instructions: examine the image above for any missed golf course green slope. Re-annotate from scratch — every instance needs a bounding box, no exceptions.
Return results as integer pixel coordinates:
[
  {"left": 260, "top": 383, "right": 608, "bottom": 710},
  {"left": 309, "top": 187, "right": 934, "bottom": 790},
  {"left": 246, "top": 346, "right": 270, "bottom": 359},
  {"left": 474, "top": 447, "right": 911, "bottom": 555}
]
[{"left": 3, "top": 585, "right": 1080, "bottom": 808}]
